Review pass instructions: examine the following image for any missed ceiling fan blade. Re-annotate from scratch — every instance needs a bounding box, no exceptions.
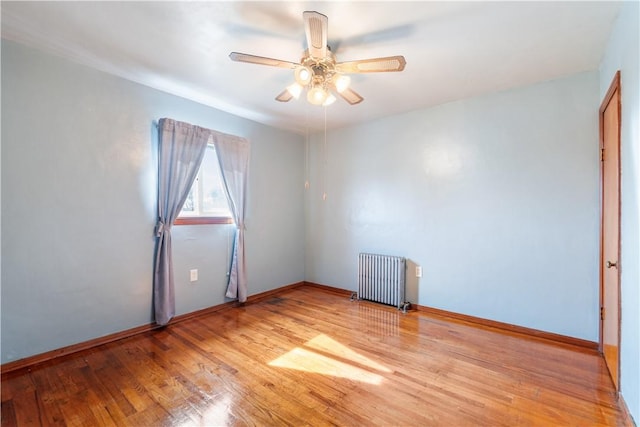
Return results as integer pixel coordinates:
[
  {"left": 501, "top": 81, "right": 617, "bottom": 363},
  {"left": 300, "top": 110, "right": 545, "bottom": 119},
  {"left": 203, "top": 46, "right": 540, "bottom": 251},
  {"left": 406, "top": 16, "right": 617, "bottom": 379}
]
[
  {"left": 338, "top": 87, "right": 364, "bottom": 105},
  {"left": 303, "top": 11, "right": 328, "bottom": 59},
  {"left": 335, "top": 56, "right": 406, "bottom": 73},
  {"left": 275, "top": 89, "right": 293, "bottom": 102},
  {"left": 229, "top": 52, "right": 298, "bottom": 69}
]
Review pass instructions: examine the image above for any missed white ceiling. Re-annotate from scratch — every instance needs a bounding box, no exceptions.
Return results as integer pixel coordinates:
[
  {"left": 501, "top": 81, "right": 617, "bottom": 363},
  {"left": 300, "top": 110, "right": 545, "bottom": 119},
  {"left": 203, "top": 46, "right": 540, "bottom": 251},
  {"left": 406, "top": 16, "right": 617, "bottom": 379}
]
[{"left": 1, "top": 1, "right": 621, "bottom": 134}]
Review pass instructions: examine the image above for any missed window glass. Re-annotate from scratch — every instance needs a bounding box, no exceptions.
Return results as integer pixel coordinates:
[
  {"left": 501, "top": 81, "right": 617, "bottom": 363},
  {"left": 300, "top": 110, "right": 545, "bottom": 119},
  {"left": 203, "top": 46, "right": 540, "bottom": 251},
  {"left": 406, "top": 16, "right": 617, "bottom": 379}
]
[{"left": 178, "top": 144, "right": 231, "bottom": 222}]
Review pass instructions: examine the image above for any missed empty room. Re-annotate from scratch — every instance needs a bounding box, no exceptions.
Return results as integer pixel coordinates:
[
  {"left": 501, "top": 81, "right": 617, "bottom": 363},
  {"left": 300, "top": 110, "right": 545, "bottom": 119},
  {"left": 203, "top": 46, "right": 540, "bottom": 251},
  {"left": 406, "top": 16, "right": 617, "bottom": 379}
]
[{"left": 1, "top": 1, "right": 639, "bottom": 426}]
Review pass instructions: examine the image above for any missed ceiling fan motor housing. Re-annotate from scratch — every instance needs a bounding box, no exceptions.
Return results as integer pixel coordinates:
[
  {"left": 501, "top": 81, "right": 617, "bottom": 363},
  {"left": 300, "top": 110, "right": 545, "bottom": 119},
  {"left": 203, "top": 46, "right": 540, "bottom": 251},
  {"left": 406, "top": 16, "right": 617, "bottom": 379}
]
[{"left": 300, "top": 50, "right": 337, "bottom": 90}]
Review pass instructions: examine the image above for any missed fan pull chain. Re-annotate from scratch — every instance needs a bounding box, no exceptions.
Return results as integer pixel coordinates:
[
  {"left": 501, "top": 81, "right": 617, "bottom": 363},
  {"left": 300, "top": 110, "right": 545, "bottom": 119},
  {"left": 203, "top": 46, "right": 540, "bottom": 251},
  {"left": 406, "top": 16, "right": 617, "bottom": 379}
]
[
  {"left": 304, "top": 105, "right": 310, "bottom": 190},
  {"left": 322, "top": 106, "right": 328, "bottom": 201}
]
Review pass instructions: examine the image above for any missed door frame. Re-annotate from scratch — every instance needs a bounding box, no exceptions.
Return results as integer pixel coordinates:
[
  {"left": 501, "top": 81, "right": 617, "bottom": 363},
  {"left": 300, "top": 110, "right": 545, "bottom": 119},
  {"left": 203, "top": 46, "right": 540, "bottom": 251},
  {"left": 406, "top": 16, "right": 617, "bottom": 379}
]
[{"left": 598, "top": 70, "right": 621, "bottom": 391}]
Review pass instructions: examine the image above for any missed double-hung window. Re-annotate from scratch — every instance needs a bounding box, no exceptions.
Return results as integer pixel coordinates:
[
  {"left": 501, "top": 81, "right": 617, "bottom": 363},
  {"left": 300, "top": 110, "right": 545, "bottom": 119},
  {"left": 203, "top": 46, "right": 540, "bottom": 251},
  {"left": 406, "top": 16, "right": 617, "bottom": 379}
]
[{"left": 175, "top": 143, "right": 232, "bottom": 225}]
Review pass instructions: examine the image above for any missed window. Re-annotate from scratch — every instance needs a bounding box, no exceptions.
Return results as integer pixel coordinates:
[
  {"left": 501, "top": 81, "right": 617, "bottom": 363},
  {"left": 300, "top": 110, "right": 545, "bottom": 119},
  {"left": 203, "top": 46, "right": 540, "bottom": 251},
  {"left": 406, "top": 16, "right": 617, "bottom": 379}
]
[{"left": 175, "top": 144, "right": 233, "bottom": 225}]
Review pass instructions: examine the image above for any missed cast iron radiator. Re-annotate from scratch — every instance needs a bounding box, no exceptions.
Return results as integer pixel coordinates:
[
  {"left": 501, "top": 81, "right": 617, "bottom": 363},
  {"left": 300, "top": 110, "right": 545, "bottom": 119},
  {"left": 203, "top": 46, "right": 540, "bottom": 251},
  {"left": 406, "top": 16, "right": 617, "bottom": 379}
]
[{"left": 354, "top": 253, "right": 409, "bottom": 312}]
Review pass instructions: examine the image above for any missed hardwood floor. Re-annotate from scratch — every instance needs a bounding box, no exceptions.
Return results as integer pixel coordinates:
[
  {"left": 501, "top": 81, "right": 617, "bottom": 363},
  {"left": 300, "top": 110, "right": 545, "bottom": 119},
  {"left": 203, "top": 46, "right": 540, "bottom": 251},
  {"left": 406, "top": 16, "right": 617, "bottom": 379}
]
[{"left": 1, "top": 286, "right": 631, "bottom": 426}]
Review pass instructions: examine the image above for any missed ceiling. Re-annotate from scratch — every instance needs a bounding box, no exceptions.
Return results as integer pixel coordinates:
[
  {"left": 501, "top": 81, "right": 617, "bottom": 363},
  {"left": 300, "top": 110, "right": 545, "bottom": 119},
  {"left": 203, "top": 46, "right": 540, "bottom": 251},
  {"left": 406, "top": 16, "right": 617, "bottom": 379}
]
[{"left": 1, "top": 1, "right": 621, "bottom": 134}]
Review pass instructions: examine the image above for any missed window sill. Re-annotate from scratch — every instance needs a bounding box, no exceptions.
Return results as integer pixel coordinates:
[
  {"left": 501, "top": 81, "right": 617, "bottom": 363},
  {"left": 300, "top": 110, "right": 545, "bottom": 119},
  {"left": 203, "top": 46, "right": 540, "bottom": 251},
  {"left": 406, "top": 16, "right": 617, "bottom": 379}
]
[{"left": 175, "top": 217, "right": 234, "bottom": 225}]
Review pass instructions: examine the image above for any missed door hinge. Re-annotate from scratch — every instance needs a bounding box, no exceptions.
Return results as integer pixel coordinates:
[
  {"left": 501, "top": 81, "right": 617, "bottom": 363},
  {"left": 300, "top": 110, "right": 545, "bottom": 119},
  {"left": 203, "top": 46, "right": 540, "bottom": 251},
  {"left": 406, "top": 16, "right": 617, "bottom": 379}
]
[
  {"left": 600, "top": 306, "right": 606, "bottom": 321},
  {"left": 601, "top": 147, "right": 605, "bottom": 162}
]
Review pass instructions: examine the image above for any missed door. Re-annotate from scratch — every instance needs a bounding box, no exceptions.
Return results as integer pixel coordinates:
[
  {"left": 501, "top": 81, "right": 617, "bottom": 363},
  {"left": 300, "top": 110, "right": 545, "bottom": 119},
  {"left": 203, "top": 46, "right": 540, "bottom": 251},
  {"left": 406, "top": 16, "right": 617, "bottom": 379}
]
[{"left": 599, "top": 71, "right": 621, "bottom": 391}]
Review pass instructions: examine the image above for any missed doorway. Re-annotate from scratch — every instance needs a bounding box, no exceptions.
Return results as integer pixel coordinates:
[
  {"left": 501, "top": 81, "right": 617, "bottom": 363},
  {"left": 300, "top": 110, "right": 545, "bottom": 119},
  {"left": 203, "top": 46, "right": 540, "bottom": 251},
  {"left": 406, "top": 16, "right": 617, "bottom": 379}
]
[{"left": 599, "top": 71, "right": 621, "bottom": 391}]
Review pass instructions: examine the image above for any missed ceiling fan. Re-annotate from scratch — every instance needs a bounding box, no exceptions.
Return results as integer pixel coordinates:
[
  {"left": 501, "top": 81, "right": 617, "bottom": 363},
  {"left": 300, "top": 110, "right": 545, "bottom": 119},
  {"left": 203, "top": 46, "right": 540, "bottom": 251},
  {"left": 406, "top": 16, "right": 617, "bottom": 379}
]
[{"left": 229, "top": 11, "right": 406, "bottom": 107}]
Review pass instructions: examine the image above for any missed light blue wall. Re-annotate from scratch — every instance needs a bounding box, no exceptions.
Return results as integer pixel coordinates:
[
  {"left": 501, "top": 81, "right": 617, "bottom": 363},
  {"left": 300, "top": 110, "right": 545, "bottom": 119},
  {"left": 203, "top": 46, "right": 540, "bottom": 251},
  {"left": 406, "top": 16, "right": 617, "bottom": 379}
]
[
  {"left": 599, "top": 1, "right": 640, "bottom": 422},
  {"left": 1, "top": 40, "right": 305, "bottom": 363},
  {"left": 306, "top": 71, "right": 600, "bottom": 341}
]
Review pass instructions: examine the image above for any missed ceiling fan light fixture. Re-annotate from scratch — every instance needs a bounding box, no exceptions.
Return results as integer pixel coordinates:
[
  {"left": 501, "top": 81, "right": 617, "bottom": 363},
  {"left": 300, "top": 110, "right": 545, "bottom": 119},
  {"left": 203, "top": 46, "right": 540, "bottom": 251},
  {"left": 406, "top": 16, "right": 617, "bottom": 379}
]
[
  {"left": 307, "top": 85, "right": 328, "bottom": 105},
  {"left": 294, "top": 65, "right": 312, "bottom": 86},
  {"left": 230, "top": 11, "right": 406, "bottom": 107},
  {"left": 286, "top": 83, "right": 303, "bottom": 99},
  {"left": 333, "top": 74, "right": 351, "bottom": 93}
]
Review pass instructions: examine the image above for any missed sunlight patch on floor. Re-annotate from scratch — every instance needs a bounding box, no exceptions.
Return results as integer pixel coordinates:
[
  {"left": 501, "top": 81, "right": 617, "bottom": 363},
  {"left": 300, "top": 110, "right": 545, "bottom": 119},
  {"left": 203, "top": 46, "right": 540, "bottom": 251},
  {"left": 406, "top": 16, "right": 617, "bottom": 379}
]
[
  {"left": 268, "top": 334, "right": 390, "bottom": 385},
  {"left": 305, "top": 334, "right": 392, "bottom": 373}
]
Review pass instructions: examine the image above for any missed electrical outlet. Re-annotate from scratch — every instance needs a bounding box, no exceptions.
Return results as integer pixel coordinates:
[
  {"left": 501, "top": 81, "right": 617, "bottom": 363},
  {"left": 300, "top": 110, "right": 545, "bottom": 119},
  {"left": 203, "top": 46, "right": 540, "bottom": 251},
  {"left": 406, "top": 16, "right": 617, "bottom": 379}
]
[
  {"left": 416, "top": 266, "right": 422, "bottom": 278},
  {"left": 190, "top": 269, "right": 198, "bottom": 282}
]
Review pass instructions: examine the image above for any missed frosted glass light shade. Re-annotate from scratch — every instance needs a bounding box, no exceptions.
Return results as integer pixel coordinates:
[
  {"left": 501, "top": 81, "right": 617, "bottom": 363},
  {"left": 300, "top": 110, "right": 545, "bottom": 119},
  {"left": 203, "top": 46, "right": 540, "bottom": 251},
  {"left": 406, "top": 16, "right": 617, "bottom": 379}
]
[
  {"left": 334, "top": 74, "right": 351, "bottom": 93},
  {"left": 307, "top": 86, "right": 328, "bottom": 105},
  {"left": 286, "top": 83, "right": 303, "bottom": 99},
  {"left": 322, "top": 93, "right": 336, "bottom": 106},
  {"left": 294, "top": 66, "right": 312, "bottom": 86}
]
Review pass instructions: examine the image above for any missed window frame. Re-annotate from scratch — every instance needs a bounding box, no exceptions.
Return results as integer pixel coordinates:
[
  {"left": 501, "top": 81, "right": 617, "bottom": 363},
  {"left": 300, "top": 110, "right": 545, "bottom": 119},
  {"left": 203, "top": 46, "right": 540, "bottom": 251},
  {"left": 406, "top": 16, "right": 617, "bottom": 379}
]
[
  {"left": 175, "top": 143, "right": 233, "bottom": 226},
  {"left": 174, "top": 216, "right": 233, "bottom": 225}
]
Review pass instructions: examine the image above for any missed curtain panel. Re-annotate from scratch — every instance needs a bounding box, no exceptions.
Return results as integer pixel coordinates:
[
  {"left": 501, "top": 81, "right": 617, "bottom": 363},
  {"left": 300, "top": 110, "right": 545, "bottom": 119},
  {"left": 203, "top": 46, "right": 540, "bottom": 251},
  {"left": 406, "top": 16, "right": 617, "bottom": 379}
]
[
  {"left": 212, "top": 132, "right": 250, "bottom": 302},
  {"left": 153, "top": 118, "right": 209, "bottom": 325}
]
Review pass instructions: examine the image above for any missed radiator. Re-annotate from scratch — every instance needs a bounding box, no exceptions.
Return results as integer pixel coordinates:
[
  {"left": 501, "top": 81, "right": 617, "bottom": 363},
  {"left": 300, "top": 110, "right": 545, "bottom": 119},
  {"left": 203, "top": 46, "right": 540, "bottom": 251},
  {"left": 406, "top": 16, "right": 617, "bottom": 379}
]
[{"left": 356, "top": 253, "right": 408, "bottom": 311}]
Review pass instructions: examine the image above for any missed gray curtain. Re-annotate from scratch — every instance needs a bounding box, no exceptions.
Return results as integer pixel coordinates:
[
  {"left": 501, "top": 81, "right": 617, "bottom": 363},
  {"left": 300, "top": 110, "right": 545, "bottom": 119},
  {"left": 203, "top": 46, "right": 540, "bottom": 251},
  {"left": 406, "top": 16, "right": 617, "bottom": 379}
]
[
  {"left": 212, "top": 132, "right": 250, "bottom": 302},
  {"left": 154, "top": 118, "right": 210, "bottom": 325}
]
